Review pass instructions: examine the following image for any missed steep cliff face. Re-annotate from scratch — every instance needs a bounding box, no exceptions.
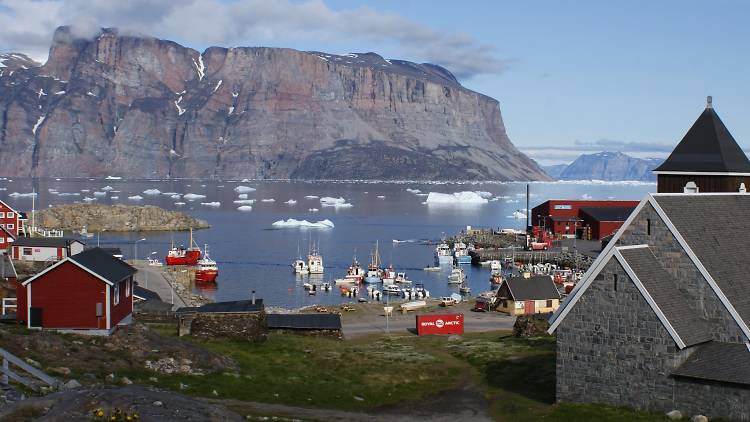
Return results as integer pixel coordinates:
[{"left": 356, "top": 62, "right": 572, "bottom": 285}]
[{"left": 0, "top": 27, "right": 549, "bottom": 181}]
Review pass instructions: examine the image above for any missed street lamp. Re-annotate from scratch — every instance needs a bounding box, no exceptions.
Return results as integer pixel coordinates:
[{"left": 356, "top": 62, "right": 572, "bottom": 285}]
[{"left": 133, "top": 238, "right": 146, "bottom": 266}]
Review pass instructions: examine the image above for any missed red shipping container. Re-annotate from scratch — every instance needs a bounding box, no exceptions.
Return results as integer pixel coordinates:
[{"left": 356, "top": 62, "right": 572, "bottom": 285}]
[{"left": 416, "top": 313, "right": 464, "bottom": 335}]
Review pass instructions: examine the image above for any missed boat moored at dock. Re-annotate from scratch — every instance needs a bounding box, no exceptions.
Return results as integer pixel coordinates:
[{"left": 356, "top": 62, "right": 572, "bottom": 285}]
[
  {"left": 435, "top": 242, "right": 453, "bottom": 265},
  {"left": 453, "top": 242, "right": 472, "bottom": 264},
  {"left": 166, "top": 228, "right": 202, "bottom": 266},
  {"left": 194, "top": 244, "right": 218, "bottom": 282}
]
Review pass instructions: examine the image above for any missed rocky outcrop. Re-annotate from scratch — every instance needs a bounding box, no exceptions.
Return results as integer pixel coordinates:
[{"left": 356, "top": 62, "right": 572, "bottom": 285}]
[
  {"left": 556, "top": 152, "right": 662, "bottom": 181},
  {"left": 0, "top": 26, "right": 549, "bottom": 181},
  {"left": 34, "top": 203, "right": 208, "bottom": 232}
]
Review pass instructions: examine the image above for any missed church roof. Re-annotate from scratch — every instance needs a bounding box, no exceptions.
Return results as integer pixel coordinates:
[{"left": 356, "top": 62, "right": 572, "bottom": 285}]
[{"left": 654, "top": 97, "right": 750, "bottom": 174}]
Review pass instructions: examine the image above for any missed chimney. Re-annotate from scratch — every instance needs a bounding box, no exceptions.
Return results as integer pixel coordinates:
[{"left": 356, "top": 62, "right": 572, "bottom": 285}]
[
  {"left": 706, "top": 96, "right": 713, "bottom": 109},
  {"left": 684, "top": 181, "right": 699, "bottom": 193},
  {"left": 740, "top": 183, "right": 747, "bottom": 193},
  {"left": 251, "top": 290, "right": 256, "bottom": 305}
]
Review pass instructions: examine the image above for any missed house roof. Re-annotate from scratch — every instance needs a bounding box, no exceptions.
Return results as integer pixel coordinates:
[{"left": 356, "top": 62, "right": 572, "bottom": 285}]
[
  {"left": 0, "top": 255, "right": 16, "bottom": 279},
  {"left": 86, "top": 247, "right": 123, "bottom": 257},
  {"left": 133, "top": 285, "right": 162, "bottom": 302},
  {"left": 177, "top": 299, "right": 264, "bottom": 314},
  {"left": 12, "top": 237, "right": 83, "bottom": 248},
  {"left": 502, "top": 275, "right": 560, "bottom": 301},
  {"left": 69, "top": 247, "right": 136, "bottom": 284},
  {"left": 579, "top": 206, "right": 636, "bottom": 222},
  {"left": 654, "top": 101, "right": 750, "bottom": 174},
  {"left": 267, "top": 313, "right": 342, "bottom": 330},
  {"left": 618, "top": 247, "right": 712, "bottom": 347},
  {"left": 653, "top": 194, "right": 750, "bottom": 330},
  {"left": 672, "top": 341, "right": 750, "bottom": 386}
]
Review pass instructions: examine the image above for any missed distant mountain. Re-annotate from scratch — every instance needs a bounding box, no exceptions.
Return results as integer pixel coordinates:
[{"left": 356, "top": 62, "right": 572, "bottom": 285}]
[
  {"left": 0, "top": 26, "right": 550, "bottom": 181},
  {"left": 541, "top": 163, "right": 568, "bottom": 179},
  {"left": 551, "top": 152, "right": 663, "bottom": 181}
]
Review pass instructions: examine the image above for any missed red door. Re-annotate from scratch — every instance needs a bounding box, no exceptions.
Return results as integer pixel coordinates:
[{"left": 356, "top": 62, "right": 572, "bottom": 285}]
[{"left": 524, "top": 300, "right": 535, "bottom": 315}]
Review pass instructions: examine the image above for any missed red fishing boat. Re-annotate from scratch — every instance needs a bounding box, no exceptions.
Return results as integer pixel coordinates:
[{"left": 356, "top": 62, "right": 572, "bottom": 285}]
[
  {"left": 194, "top": 244, "right": 218, "bottom": 282},
  {"left": 165, "top": 228, "right": 202, "bottom": 266}
]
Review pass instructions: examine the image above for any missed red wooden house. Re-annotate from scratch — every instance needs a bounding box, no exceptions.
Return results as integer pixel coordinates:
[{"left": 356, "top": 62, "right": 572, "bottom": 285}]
[
  {"left": 0, "top": 200, "right": 25, "bottom": 237},
  {"left": 16, "top": 248, "right": 136, "bottom": 335},
  {"left": 11, "top": 237, "right": 85, "bottom": 262},
  {"left": 0, "top": 226, "right": 15, "bottom": 251}
]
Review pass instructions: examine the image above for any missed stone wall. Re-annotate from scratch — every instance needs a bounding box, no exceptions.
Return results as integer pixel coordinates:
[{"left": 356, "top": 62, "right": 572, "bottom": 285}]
[
  {"left": 673, "top": 378, "right": 750, "bottom": 421},
  {"left": 182, "top": 311, "right": 267, "bottom": 342},
  {"left": 556, "top": 259, "right": 685, "bottom": 411}
]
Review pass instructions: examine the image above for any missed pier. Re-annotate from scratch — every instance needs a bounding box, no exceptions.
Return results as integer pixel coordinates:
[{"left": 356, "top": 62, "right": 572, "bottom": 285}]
[{"left": 132, "top": 262, "right": 187, "bottom": 309}]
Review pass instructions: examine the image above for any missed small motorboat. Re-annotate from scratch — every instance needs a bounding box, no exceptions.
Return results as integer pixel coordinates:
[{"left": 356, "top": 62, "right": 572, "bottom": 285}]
[
  {"left": 459, "top": 284, "right": 471, "bottom": 294},
  {"left": 293, "top": 258, "right": 309, "bottom": 274},
  {"left": 381, "top": 264, "right": 396, "bottom": 284},
  {"left": 395, "top": 272, "right": 412, "bottom": 284},
  {"left": 489, "top": 270, "right": 503, "bottom": 285},
  {"left": 303, "top": 282, "right": 314, "bottom": 290},
  {"left": 489, "top": 260, "right": 502, "bottom": 271},
  {"left": 148, "top": 257, "right": 164, "bottom": 267},
  {"left": 382, "top": 284, "right": 402, "bottom": 295},
  {"left": 448, "top": 267, "right": 465, "bottom": 284},
  {"left": 344, "top": 254, "right": 365, "bottom": 283}
]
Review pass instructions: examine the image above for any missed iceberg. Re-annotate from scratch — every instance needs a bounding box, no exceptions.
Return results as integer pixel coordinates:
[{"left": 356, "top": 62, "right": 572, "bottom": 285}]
[
  {"left": 320, "top": 196, "right": 346, "bottom": 205},
  {"left": 93, "top": 191, "right": 106, "bottom": 196},
  {"left": 261, "top": 198, "right": 275, "bottom": 203},
  {"left": 174, "top": 202, "right": 186, "bottom": 206},
  {"left": 83, "top": 197, "right": 96, "bottom": 202},
  {"left": 170, "top": 194, "right": 181, "bottom": 199},
  {"left": 304, "top": 195, "right": 319, "bottom": 199},
  {"left": 8, "top": 192, "right": 38, "bottom": 197},
  {"left": 406, "top": 188, "right": 421, "bottom": 194},
  {"left": 128, "top": 195, "right": 143, "bottom": 200},
  {"left": 475, "top": 191, "right": 493, "bottom": 199},
  {"left": 272, "top": 218, "right": 334, "bottom": 229},
  {"left": 101, "top": 186, "right": 114, "bottom": 191},
  {"left": 110, "top": 196, "right": 119, "bottom": 200},
  {"left": 425, "top": 191, "right": 488, "bottom": 205},
  {"left": 183, "top": 193, "right": 206, "bottom": 200},
  {"left": 234, "top": 185, "right": 256, "bottom": 193},
  {"left": 237, "top": 205, "right": 253, "bottom": 211},
  {"left": 285, "top": 199, "right": 297, "bottom": 205},
  {"left": 105, "top": 176, "right": 122, "bottom": 180},
  {"left": 233, "top": 199, "right": 255, "bottom": 204},
  {"left": 308, "top": 208, "right": 319, "bottom": 212},
  {"left": 201, "top": 202, "right": 221, "bottom": 207},
  {"left": 377, "top": 195, "right": 385, "bottom": 199},
  {"left": 143, "top": 189, "right": 161, "bottom": 195},
  {"left": 238, "top": 193, "right": 248, "bottom": 199}
]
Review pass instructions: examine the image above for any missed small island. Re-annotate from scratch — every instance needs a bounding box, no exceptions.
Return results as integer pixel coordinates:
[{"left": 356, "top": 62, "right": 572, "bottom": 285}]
[{"left": 33, "top": 204, "right": 209, "bottom": 232}]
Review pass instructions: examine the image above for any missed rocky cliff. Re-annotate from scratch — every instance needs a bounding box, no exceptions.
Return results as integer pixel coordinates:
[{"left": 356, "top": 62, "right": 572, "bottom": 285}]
[
  {"left": 0, "top": 27, "right": 548, "bottom": 181},
  {"left": 35, "top": 203, "right": 209, "bottom": 232},
  {"left": 556, "top": 152, "right": 662, "bottom": 181}
]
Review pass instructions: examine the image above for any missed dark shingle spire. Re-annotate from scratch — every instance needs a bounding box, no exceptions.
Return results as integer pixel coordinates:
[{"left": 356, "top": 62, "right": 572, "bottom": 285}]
[{"left": 654, "top": 97, "right": 750, "bottom": 173}]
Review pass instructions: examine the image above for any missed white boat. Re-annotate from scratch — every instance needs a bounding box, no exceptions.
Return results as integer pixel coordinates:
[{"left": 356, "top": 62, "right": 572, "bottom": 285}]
[
  {"left": 303, "top": 282, "right": 314, "bottom": 290},
  {"left": 364, "top": 241, "right": 383, "bottom": 284},
  {"left": 395, "top": 272, "right": 412, "bottom": 284},
  {"left": 383, "top": 284, "right": 402, "bottom": 295},
  {"left": 453, "top": 242, "right": 472, "bottom": 264},
  {"left": 292, "top": 258, "right": 309, "bottom": 274},
  {"left": 448, "top": 267, "right": 465, "bottom": 284},
  {"left": 335, "top": 278, "right": 355, "bottom": 285},
  {"left": 489, "top": 260, "right": 502, "bottom": 271},
  {"left": 400, "top": 300, "right": 427, "bottom": 312},
  {"left": 382, "top": 265, "right": 396, "bottom": 284},
  {"left": 147, "top": 257, "right": 164, "bottom": 267},
  {"left": 320, "top": 282, "right": 332, "bottom": 292},
  {"left": 344, "top": 255, "right": 365, "bottom": 283},
  {"left": 307, "top": 240, "right": 324, "bottom": 274},
  {"left": 459, "top": 284, "right": 471, "bottom": 294},
  {"left": 76, "top": 225, "right": 94, "bottom": 239},
  {"left": 435, "top": 242, "right": 453, "bottom": 265}
]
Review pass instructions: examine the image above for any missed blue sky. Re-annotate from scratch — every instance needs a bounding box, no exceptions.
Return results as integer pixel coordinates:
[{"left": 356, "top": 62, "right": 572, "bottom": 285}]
[{"left": 1, "top": 0, "right": 748, "bottom": 164}]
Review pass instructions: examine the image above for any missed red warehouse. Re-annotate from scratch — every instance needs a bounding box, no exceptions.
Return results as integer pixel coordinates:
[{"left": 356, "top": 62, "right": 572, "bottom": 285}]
[
  {"left": 530, "top": 200, "right": 639, "bottom": 239},
  {"left": 11, "top": 237, "right": 85, "bottom": 262},
  {"left": 578, "top": 206, "right": 637, "bottom": 240},
  {"left": 16, "top": 247, "right": 137, "bottom": 335}
]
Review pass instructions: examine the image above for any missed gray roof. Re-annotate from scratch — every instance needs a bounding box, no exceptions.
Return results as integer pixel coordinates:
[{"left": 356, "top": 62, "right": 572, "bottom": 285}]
[
  {"left": 654, "top": 194, "right": 750, "bottom": 328},
  {"left": 0, "top": 255, "right": 16, "bottom": 279},
  {"left": 618, "top": 247, "right": 712, "bottom": 347},
  {"left": 178, "top": 299, "right": 264, "bottom": 314},
  {"left": 654, "top": 105, "right": 750, "bottom": 173},
  {"left": 502, "top": 275, "right": 560, "bottom": 301},
  {"left": 12, "top": 237, "right": 83, "bottom": 248},
  {"left": 672, "top": 341, "right": 750, "bottom": 385},
  {"left": 580, "top": 206, "right": 636, "bottom": 222},
  {"left": 69, "top": 247, "right": 136, "bottom": 284},
  {"left": 267, "top": 313, "right": 341, "bottom": 330},
  {"left": 134, "top": 285, "right": 162, "bottom": 302}
]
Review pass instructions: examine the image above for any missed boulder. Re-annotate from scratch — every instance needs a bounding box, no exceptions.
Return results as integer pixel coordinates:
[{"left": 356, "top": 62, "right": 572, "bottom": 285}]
[
  {"left": 666, "top": 410, "right": 682, "bottom": 420},
  {"left": 691, "top": 416, "right": 708, "bottom": 422},
  {"left": 63, "top": 379, "right": 81, "bottom": 390}
]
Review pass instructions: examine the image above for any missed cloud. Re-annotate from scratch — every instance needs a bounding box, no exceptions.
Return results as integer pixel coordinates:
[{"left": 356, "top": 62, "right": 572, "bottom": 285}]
[{"left": 0, "top": 0, "right": 507, "bottom": 79}]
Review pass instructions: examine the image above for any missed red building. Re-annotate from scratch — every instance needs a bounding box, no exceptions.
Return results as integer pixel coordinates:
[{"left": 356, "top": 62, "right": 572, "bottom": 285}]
[
  {"left": 579, "top": 207, "right": 637, "bottom": 240},
  {"left": 531, "top": 200, "right": 640, "bottom": 239},
  {"left": 16, "top": 248, "right": 136, "bottom": 335},
  {"left": 11, "top": 237, "right": 85, "bottom": 262},
  {"left": 0, "top": 226, "right": 15, "bottom": 251},
  {"left": 0, "top": 200, "right": 25, "bottom": 237}
]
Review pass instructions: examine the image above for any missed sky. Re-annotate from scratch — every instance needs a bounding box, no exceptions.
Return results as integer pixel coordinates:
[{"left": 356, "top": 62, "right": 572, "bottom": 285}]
[{"left": 1, "top": 0, "right": 748, "bottom": 165}]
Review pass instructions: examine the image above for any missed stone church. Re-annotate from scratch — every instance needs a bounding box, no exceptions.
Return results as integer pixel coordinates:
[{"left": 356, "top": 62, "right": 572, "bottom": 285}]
[{"left": 549, "top": 98, "right": 750, "bottom": 421}]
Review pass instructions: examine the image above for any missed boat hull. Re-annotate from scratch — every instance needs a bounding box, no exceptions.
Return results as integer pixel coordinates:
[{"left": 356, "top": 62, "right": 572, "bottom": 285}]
[
  {"left": 195, "top": 270, "right": 218, "bottom": 282},
  {"left": 435, "top": 254, "right": 453, "bottom": 265},
  {"left": 455, "top": 255, "right": 472, "bottom": 264},
  {"left": 364, "top": 276, "right": 381, "bottom": 284},
  {"left": 166, "top": 250, "right": 201, "bottom": 266}
]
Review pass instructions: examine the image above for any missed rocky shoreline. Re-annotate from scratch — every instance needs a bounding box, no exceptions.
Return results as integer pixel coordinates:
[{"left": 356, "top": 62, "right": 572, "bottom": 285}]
[{"left": 34, "top": 204, "right": 209, "bottom": 232}]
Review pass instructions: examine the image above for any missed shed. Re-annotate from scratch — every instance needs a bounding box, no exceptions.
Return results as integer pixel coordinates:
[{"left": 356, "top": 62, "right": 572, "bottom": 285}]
[
  {"left": 11, "top": 237, "right": 85, "bottom": 263},
  {"left": 496, "top": 275, "right": 561, "bottom": 316},
  {"left": 16, "top": 247, "right": 136, "bottom": 335},
  {"left": 267, "top": 313, "right": 342, "bottom": 336},
  {"left": 176, "top": 299, "right": 266, "bottom": 341}
]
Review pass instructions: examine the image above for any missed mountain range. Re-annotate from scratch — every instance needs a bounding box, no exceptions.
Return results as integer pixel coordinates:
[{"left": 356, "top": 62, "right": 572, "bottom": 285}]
[
  {"left": 543, "top": 152, "right": 663, "bottom": 181},
  {"left": 0, "top": 26, "right": 550, "bottom": 181}
]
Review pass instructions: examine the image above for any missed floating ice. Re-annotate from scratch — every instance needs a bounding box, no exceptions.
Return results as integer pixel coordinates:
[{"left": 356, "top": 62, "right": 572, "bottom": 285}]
[
  {"left": 128, "top": 195, "right": 143, "bottom": 200},
  {"left": 174, "top": 202, "right": 186, "bottom": 206},
  {"left": 416, "top": 193, "right": 428, "bottom": 197},
  {"left": 101, "top": 186, "right": 114, "bottom": 191},
  {"left": 237, "top": 205, "right": 253, "bottom": 212},
  {"left": 201, "top": 202, "right": 220, "bottom": 207},
  {"left": 56, "top": 192, "right": 80, "bottom": 197},
  {"left": 285, "top": 199, "right": 297, "bottom": 205},
  {"left": 234, "top": 185, "right": 256, "bottom": 193},
  {"left": 238, "top": 193, "right": 248, "bottom": 199},
  {"left": 8, "top": 192, "right": 37, "bottom": 197},
  {"left": 406, "top": 188, "right": 421, "bottom": 194},
  {"left": 272, "top": 219, "right": 334, "bottom": 229},
  {"left": 304, "top": 195, "right": 319, "bottom": 199},
  {"left": 377, "top": 195, "right": 385, "bottom": 199},
  {"left": 582, "top": 193, "right": 592, "bottom": 199},
  {"left": 143, "top": 189, "right": 161, "bottom": 195},
  {"left": 93, "top": 191, "right": 106, "bottom": 196},
  {"left": 110, "top": 196, "right": 119, "bottom": 200},
  {"left": 105, "top": 176, "right": 121, "bottom": 180},
  {"left": 170, "top": 194, "right": 181, "bottom": 199},
  {"left": 309, "top": 208, "right": 319, "bottom": 212},
  {"left": 83, "top": 197, "right": 96, "bottom": 202},
  {"left": 320, "top": 196, "right": 345, "bottom": 205},
  {"left": 233, "top": 199, "right": 255, "bottom": 204},
  {"left": 475, "top": 191, "right": 493, "bottom": 199},
  {"left": 425, "top": 191, "right": 488, "bottom": 205},
  {"left": 162, "top": 192, "right": 179, "bottom": 196},
  {"left": 241, "top": 178, "right": 251, "bottom": 182},
  {"left": 80, "top": 189, "right": 90, "bottom": 193},
  {"left": 183, "top": 193, "right": 206, "bottom": 200},
  {"left": 261, "top": 199, "right": 275, "bottom": 203}
]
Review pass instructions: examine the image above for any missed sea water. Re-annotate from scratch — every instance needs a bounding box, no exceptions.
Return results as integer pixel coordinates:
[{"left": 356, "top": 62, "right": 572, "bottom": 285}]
[{"left": 0, "top": 178, "right": 654, "bottom": 308}]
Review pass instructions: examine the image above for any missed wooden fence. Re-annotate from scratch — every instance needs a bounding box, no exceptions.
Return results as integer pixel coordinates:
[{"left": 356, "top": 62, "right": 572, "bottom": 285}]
[{"left": 0, "top": 347, "right": 59, "bottom": 391}]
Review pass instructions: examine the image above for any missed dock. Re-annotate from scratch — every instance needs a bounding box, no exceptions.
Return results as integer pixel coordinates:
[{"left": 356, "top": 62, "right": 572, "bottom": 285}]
[{"left": 132, "top": 262, "right": 187, "bottom": 310}]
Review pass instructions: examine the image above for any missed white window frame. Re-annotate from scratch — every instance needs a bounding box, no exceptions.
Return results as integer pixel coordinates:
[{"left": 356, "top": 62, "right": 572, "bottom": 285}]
[
  {"left": 113, "top": 283, "right": 120, "bottom": 305},
  {"left": 0, "top": 238, "right": 4, "bottom": 244},
  {"left": 0, "top": 212, "right": 4, "bottom": 218},
  {"left": 7, "top": 224, "right": 13, "bottom": 230},
  {"left": 7, "top": 212, "right": 13, "bottom": 218}
]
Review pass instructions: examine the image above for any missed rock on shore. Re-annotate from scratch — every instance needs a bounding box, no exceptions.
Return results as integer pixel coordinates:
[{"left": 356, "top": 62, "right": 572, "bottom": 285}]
[{"left": 34, "top": 204, "right": 209, "bottom": 232}]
